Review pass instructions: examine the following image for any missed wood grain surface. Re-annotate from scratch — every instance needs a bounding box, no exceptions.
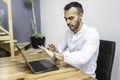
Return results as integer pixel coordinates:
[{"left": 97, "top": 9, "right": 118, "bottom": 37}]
[{"left": 0, "top": 49, "right": 96, "bottom": 80}]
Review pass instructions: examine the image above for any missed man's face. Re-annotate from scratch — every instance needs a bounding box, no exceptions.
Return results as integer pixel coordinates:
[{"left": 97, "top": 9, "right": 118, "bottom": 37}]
[{"left": 64, "top": 7, "right": 83, "bottom": 33}]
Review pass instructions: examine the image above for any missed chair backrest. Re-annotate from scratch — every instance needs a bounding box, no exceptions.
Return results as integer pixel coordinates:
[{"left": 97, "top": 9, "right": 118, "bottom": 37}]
[{"left": 95, "top": 40, "right": 116, "bottom": 80}]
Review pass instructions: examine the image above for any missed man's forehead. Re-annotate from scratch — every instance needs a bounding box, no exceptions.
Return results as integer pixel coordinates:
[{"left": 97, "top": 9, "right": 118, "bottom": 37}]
[
  {"left": 64, "top": 7, "right": 78, "bottom": 16},
  {"left": 64, "top": 15, "right": 74, "bottom": 19},
  {"left": 64, "top": 7, "right": 78, "bottom": 18}
]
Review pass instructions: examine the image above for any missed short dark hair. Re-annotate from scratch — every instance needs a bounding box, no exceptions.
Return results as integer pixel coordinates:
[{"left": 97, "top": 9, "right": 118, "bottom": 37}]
[{"left": 64, "top": 2, "right": 83, "bottom": 13}]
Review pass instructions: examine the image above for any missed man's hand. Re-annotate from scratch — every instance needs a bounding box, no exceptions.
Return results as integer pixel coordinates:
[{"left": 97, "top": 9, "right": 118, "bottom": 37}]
[
  {"left": 47, "top": 44, "right": 59, "bottom": 52},
  {"left": 38, "top": 45, "right": 64, "bottom": 60},
  {"left": 38, "top": 45, "right": 53, "bottom": 57}
]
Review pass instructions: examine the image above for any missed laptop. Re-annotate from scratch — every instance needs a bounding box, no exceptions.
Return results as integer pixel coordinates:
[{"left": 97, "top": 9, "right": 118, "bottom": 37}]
[{"left": 16, "top": 45, "right": 59, "bottom": 74}]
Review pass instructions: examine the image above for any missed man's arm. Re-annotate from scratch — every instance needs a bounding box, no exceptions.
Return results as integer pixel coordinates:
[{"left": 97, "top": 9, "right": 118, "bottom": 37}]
[
  {"left": 39, "top": 46, "right": 64, "bottom": 60},
  {"left": 63, "top": 28, "right": 100, "bottom": 66}
]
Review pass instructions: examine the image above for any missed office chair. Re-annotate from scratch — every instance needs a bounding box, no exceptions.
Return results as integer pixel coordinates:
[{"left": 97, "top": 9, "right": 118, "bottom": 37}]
[{"left": 95, "top": 40, "right": 116, "bottom": 80}]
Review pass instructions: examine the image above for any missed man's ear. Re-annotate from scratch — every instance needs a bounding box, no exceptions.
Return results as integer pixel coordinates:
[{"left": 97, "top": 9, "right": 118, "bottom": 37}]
[
  {"left": 78, "top": 13, "right": 83, "bottom": 20},
  {"left": 79, "top": 12, "right": 83, "bottom": 17}
]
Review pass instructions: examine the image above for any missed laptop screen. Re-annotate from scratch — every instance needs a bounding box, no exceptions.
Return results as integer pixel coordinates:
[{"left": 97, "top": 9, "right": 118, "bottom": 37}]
[{"left": 16, "top": 45, "right": 29, "bottom": 64}]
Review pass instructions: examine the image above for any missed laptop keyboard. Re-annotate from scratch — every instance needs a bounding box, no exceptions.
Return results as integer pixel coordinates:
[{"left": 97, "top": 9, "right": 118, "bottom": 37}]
[{"left": 29, "top": 61, "right": 46, "bottom": 72}]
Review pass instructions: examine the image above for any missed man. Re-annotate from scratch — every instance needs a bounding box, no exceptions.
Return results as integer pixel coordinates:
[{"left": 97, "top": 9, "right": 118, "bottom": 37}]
[{"left": 40, "top": 2, "right": 99, "bottom": 78}]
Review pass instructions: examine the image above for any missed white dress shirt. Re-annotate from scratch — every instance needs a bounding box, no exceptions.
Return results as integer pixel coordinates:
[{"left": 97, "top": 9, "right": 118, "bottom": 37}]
[{"left": 57, "top": 24, "right": 100, "bottom": 78}]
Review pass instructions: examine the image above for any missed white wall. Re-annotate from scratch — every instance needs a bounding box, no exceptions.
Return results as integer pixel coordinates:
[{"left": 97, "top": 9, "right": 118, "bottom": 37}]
[
  {"left": 40, "top": 0, "right": 120, "bottom": 80},
  {"left": 40, "top": 0, "right": 67, "bottom": 45}
]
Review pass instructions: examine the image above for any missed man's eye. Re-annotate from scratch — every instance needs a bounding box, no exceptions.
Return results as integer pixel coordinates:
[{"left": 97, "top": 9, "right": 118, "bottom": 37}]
[{"left": 69, "top": 17, "right": 74, "bottom": 20}]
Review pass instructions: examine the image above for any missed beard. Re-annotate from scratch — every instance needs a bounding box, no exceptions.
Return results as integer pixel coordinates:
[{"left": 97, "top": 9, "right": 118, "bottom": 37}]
[{"left": 68, "top": 19, "right": 80, "bottom": 32}]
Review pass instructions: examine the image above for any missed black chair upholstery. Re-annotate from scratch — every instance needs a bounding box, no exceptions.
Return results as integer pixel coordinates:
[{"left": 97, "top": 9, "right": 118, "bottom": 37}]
[{"left": 95, "top": 40, "right": 116, "bottom": 80}]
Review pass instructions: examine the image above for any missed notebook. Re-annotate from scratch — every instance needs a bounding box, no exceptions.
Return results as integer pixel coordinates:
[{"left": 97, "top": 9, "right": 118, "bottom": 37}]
[{"left": 16, "top": 45, "right": 59, "bottom": 74}]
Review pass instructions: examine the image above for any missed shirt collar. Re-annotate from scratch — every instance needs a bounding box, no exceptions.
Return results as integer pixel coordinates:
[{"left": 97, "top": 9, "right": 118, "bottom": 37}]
[{"left": 73, "top": 24, "right": 88, "bottom": 36}]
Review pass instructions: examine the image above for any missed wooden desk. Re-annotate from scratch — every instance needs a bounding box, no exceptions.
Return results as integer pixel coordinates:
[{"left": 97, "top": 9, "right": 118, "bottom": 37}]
[{"left": 0, "top": 49, "right": 96, "bottom": 80}]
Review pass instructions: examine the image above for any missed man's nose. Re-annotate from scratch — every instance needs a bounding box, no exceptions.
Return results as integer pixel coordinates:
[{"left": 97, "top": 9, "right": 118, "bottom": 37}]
[{"left": 66, "top": 19, "right": 71, "bottom": 25}]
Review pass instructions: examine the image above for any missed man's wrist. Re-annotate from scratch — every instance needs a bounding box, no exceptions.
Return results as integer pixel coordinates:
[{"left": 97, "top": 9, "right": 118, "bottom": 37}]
[{"left": 53, "top": 51, "right": 57, "bottom": 59}]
